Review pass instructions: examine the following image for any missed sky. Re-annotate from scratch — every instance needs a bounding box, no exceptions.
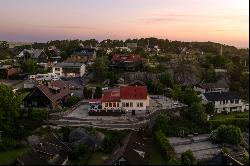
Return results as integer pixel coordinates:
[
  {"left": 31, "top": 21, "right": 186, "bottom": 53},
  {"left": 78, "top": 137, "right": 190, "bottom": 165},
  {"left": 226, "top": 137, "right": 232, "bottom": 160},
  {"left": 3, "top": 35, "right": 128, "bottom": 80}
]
[{"left": 0, "top": 0, "right": 249, "bottom": 48}]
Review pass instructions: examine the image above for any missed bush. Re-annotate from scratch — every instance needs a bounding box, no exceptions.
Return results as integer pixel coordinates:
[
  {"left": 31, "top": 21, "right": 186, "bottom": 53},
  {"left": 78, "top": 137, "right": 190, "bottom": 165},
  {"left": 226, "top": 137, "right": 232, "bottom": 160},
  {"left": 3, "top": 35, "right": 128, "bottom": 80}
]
[
  {"left": 181, "top": 150, "right": 197, "bottom": 165},
  {"left": 210, "top": 125, "right": 243, "bottom": 145},
  {"left": 65, "top": 96, "right": 79, "bottom": 107},
  {"left": 209, "top": 118, "right": 249, "bottom": 132},
  {"left": 69, "top": 144, "right": 86, "bottom": 160},
  {"left": 154, "top": 130, "right": 175, "bottom": 162}
]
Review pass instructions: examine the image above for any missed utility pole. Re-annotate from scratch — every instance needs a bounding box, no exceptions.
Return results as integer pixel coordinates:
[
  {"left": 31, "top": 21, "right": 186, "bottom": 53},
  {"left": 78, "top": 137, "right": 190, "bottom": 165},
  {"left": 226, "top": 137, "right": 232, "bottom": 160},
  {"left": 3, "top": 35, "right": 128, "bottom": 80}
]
[{"left": 220, "top": 44, "right": 223, "bottom": 56}]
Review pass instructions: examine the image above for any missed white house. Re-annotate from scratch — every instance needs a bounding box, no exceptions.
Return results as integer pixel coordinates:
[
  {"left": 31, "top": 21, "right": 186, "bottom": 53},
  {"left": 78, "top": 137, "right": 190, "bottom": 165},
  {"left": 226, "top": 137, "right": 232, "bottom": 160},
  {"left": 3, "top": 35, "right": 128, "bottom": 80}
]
[
  {"left": 52, "top": 62, "right": 85, "bottom": 78},
  {"left": 194, "top": 79, "right": 229, "bottom": 94},
  {"left": 89, "top": 86, "right": 150, "bottom": 115},
  {"left": 202, "top": 91, "right": 245, "bottom": 113}
]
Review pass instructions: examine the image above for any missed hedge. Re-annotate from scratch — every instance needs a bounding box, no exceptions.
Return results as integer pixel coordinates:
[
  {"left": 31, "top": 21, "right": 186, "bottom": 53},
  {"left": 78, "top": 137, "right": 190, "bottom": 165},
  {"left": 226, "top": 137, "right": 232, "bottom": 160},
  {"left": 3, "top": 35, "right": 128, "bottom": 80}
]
[
  {"left": 209, "top": 118, "right": 249, "bottom": 131},
  {"left": 154, "top": 130, "right": 175, "bottom": 161}
]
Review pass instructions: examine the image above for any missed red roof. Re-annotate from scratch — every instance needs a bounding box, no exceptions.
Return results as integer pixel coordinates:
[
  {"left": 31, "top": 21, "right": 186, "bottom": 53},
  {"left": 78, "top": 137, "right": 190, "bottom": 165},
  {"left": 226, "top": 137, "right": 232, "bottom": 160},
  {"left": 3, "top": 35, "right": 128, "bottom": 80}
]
[
  {"left": 37, "top": 80, "right": 71, "bottom": 102},
  {"left": 112, "top": 54, "right": 141, "bottom": 62},
  {"left": 120, "top": 86, "right": 148, "bottom": 100},
  {"left": 102, "top": 90, "right": 121, "bottom": 102}
]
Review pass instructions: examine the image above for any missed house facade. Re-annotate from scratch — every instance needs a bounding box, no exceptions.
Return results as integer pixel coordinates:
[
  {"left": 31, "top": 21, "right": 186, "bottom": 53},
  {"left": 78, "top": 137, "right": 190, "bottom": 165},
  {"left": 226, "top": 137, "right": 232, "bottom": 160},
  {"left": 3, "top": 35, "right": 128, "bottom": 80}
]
[
  {"left": 0, "top": 65, "right": 20, "bottom": 79},
  {"left": 202, "top": 91, "right": 244, "bottom": 113},
  {"left": 66, "top": 48, "right": 96, "bottom": 63},
  {"left": 109, "top": 54, "right": 142, "bottom": 71},
  {"left": 89, "top": 86, "right": 150, "bottom": 116},
  {"left": 17, "top": 49, "right": 48, "bottom": 63},
  {"left": 52, "top": 62, "right": 86, "bottom": 78},
  {"left": 105, "top": 132, "right": 148, "bottom": 165},
  {"left": 194, "top": 81, "right": 229, "bottom": 93},
  {"left": 23, "top": 80, "right": 71, "bottom": 109}
]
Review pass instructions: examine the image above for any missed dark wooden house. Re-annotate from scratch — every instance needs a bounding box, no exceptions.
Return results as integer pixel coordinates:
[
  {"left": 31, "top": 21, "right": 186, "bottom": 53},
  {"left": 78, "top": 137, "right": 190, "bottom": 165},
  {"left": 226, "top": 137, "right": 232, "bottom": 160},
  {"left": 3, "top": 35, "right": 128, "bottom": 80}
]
[{"left": 23, "top": 80, "right": 71, "bottom": 109}]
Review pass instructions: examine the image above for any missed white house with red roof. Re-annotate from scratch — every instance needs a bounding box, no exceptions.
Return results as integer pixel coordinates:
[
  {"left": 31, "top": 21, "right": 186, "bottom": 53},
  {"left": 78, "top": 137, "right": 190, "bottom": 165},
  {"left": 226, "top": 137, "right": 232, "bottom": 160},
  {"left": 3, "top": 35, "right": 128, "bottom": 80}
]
[{"left": 89, "top": 86, "right": 150, "bottom": 116}]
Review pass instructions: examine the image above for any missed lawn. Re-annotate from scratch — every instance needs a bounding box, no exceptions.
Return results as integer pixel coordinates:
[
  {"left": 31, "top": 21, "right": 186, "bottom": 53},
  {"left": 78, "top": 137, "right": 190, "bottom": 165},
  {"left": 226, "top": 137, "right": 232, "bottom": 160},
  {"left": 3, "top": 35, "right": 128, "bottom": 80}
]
[
  {"left": 69, "top": 151, "right": 108, "bottom": 165},
  {"left": 87, "top": 151, "right": 109, "bottom": 165},
  {"left": 147, "top": 138, "right": 166, "bottom": 165},
  {"left": 0, "top": 148, "right": 28, "bottom": 165},
  {"left": 211, "top": 111, "right": 249, "bottom": 120}
]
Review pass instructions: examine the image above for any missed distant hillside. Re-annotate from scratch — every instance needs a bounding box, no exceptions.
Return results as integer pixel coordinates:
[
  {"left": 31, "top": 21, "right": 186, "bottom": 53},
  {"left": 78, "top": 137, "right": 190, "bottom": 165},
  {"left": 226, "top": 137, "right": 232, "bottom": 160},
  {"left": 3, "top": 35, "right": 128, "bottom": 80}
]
[{"left": 8, "top": 42, "right": 33, "bottom": 48}]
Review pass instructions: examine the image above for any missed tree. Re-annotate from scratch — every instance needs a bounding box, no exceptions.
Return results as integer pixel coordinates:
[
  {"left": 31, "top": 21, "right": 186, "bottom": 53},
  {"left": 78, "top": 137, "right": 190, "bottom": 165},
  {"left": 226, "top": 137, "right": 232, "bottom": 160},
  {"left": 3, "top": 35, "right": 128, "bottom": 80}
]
[
  {"left": 94, "top": 86, "right": 102, "bottom": 99},
  {"left": 0, "top": 41, "right": 9, "bottom": 50},
  {"left": 203, "top": 65, "right": 216, "bottom": 83},
  {"left": 159, "top": 72, "right": 173, "bottom": 88},
  {"left": 153, "top": 113, "right": 170, "bottom": 132},
  {"left": 21, "top": 59, "right": 40, "bottom": 74},
  {"left": 0, "top": 84, "right": 21, "bottom": 138},
  {"left": 210, "top": 125, "right": 243, "bottom": 145},
  {"left": 186, "top": 102, "right": 207, "bottom": 125},
  {"left": 181, "top": 88, "right": 201, "bottom": 106},
  {"left": 65, "top": 96, "right": 79, "bottom": 107},
  {"left": 181, "top": 150, "right": 197, "bottom": 165},
  {"left": 204, "top": 102, "right": 215, "bottom": 114}
]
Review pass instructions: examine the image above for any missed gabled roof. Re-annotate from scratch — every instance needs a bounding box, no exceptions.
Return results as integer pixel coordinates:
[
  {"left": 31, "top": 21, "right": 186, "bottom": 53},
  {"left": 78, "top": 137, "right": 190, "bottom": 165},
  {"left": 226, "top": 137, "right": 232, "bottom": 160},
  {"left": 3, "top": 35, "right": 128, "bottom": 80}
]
[
  {"left": 105, "top": 132, "right": 147, "bottom": 165},
  {"left": 72, "top": 48, "right": 96, "bottom": 56},
  {"left": 17, "top": 49, "right": 45, "bottom": 59},
  {"left": 54, "top": 62, "right": 84, "bottom": 68},
  {"left": 203, "top": 91, "right": 241, "bottom": 101},
  {"left": 197, "top": 78, "right": 229, "bottom": 90},
  {"left": 112, "top": 54, "right": 141, "bottom": 62},
  {"left": 17, "top": 133, "right": 71, "bottom": 165},
  {"left": 120, "top": 86, "right": 147, "bottom": 100},
  {"left": 102, "top": 90, "right": 121, "bottom": 102},
  {"left": 36, "top": 80, "right": 71, "bottom": 102}
]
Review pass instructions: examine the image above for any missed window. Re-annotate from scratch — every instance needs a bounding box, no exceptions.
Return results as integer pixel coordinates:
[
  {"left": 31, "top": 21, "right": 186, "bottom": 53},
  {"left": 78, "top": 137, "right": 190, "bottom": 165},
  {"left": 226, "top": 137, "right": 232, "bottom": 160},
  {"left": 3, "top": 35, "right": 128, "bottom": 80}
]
[
  {"left": 105, "top": 103, "right": 108, "bottom": 107},
  {"left": 140, "top": 102, "right": 143, "bottom": 107},
  {"left": 235, "top": 100, "right": 239, "bottom": 104},
  {"left": 113, "top": 102, "right": 116, "bottom": 107},
  {"left": 109, "top": 103, "right": 112, "bottom": 107},
  {"left": 230, "top": 100, "right": 234, "bottom": 104},
  {"left": 130, "top": 102, "right": 133, "bottom": 107},
  {"left": 117, "top": 103, "right": 119, "bottom": 107},
  {"left": 137, "top": 103, "right": 140, "bottom": 107},
  {"left": 55, "top": 68, "right": 60, "bottom": 71},
  {"left": 126, "top": 102, "right": 129, "bottom": 107},
  {"left": 122, "top": 103, "right": 125, "bottom": 107}
]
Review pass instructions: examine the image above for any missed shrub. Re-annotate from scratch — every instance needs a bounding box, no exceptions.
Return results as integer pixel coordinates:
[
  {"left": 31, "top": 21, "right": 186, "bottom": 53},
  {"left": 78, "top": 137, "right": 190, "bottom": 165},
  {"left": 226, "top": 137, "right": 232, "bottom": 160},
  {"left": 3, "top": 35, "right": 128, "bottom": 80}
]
[
  {"left": 65, "top": 96, "right": 79, "bottom": 107},
  {"left": 181, "top": 150, "right": 197, "bottom": 165},
  {"left": 154, "top": 130, "right": 175, "bottom": 161},
  {"left": 210, "top": 125, "right": 243, "bottom": 145}
]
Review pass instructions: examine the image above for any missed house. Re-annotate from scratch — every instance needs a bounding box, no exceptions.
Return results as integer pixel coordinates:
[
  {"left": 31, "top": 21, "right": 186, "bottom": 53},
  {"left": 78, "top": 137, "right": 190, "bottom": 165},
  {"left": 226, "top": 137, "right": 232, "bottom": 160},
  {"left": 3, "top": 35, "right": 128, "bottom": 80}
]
[
  {"left": 126, "top": 42, "right": 138, "bottom": 49},
  {"left": 89, "top": 86, "right": 150, "bottom": 116},
  {"left": 23, "top": 80, "right": 71, "bottom": 109},
  {"left": 66, "top": 48, "right": 96, "bottom": 63},
  {"left": 16, "top": 133, "right": 72, "bottom": 165},
  {"left": 0, "top": 65, "right": 20, "bottom": 79},
  {"left": 109, "top": 54, "right": 142, "bottom": 71},
  {"left": 29, "top": 73, "right": 60, "bottom": 82},
  {"left": 202, "top": 91, "right": 244, "bottom": 113},
  {"left": 17, "top": 48, "right": 48, "bottom": 63},
  {"left": 105, "top": 132, "right": 148, "bottom": 165},
  {"left": 52, "top": 62, "right": 86, "bottom": 78},
  {"left": 194, "top": 79, "right": 229, "bottom": 94}
]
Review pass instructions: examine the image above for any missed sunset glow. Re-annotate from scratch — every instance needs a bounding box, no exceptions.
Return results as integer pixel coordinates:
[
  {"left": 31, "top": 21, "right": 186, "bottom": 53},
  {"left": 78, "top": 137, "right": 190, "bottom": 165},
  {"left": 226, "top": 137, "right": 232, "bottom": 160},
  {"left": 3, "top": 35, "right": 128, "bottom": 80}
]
[{"left": 0, "top": 0, "right": 248, "bottom": 47}]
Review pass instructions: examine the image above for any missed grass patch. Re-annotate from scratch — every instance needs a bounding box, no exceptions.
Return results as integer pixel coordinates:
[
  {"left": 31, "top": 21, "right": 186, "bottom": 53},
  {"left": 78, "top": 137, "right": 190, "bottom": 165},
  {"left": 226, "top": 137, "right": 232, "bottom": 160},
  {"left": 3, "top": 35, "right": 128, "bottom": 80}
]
[
  {"left": 147, "top": 138, "right": 166, "bottom": 165},
  {"left": 211, "top": 112, "right": 249, "bottom": 120},
  {"left": 87, "top": 151, "right": 109, "bottom": 165},
  {"left": 0, "top": 148, "right": 28, "bottom": 165}
]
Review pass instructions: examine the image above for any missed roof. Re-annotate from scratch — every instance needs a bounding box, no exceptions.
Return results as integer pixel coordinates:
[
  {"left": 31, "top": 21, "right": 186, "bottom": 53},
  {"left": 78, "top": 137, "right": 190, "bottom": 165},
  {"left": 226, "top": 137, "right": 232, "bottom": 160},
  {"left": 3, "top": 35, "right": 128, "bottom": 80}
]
[
  {"left": 112, "top": 54, "right": 141, "bottom": 62},
  {"left": 105, "top": 132, "right": 147, "bottom": 165},
  {"left": 36, "top": 80, "right": 71, "bottom": 102},
  {"left": 120, "top": 86, "right": 147, "bottom": 100},
  {"left": 0, "top": 65, "right": 11, "bottom": 69},
  {"left": 197, "top": 78, "right": 229, "bottom": 90},
  {"left": 54, "top": 62, "right": 84, "bottom": 68},
  {"left": 203, "top": 91, "right": 241, "bottom": 101},
  {"left": 17, "top": 133, "right": 71, "bottom": 165},
  {"left": 102, "top": 90, "right": 121, "bottom": 102},
  {"left": 89, "top": 99, "right": 102, "bottom": 103},
  {"left": 17, "top": 49, "right": 45, "bottom": 58},
  {"left": 72, "top": 48, "right": 96, "bottom": 56},
  {"left": 129, "top": 80, "right": 146, "bottom": 86}
]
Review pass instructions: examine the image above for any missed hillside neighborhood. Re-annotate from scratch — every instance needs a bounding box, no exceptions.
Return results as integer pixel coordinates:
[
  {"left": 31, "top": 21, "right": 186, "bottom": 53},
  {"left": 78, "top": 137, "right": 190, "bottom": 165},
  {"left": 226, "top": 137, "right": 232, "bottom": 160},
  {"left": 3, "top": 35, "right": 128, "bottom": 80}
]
[{"left": 0, "top": 38, "right": 249, "bottom": 165}]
